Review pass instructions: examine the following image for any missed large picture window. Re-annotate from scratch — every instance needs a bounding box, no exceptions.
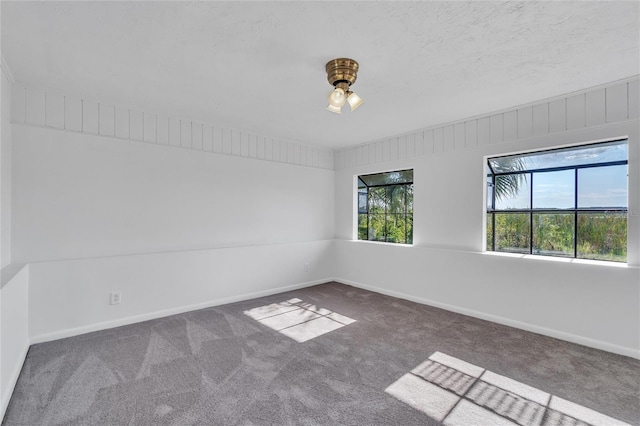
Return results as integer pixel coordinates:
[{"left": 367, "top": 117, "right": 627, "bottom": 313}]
[
  {"left": 486, "top": 140, "right": 628, "bottom": 262},
  {"left": 358, "top": 169, "right": 413, "bottom": 244}
]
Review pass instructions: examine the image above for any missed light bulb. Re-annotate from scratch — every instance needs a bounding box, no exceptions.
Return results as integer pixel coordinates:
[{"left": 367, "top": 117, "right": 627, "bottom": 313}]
[
  {"left": 328, "top": 88, "right": 346, "bottom": 107},
  {"left": 326, "top": 104, "right": 342, "bottom": 114},
  {"left": 347, "top": 91, "right": 363, "bottom": 111}
]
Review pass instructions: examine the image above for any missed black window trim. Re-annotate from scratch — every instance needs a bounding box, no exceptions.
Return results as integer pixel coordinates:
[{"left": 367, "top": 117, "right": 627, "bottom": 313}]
[
  {"left": 486, "top": 139, "right": 628, "bottom": 261},
  {"left": 358, "top": 169, "right": 414, "bottom": 245}
]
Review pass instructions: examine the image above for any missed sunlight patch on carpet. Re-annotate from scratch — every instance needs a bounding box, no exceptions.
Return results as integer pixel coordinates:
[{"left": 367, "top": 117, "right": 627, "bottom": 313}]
[
  {"left": 385, "top": 351, "right": 631, "bottom": 426},
  {"left": 244, "top": 298, "right": 356, "bottom": 342}
]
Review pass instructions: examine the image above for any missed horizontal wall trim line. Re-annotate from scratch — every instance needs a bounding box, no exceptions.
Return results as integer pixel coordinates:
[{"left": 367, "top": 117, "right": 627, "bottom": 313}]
[
  {"left": 29, "top": 278, "right": 332, "bottom": 345},
  {"left": 332, "top": 277, "right": 640, "bottom": 360},
  {"left": 18, "top": 239, "right": 335, "bottom": 266}
]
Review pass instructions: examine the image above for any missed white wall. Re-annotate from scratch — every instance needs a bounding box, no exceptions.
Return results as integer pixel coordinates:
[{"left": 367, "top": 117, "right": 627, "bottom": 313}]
[
  {"left": 29, "top": 240, "right": 333, "bottom": 342},
  {"left": 0, "top": 265, "right": 29, "bottom": 418},
  {"left": 10, "top": 121, "right": 335, "bottom": 340},
  {"left": 334, "top": 243, "right": 639, "bottom": 357},
  {"left": 0, "top": 58, "right": 27, "bottom": 422},
  {"left": 12, "top": 125, "right": 334, "bottom": 262},
  {"left": 0, "top": 75, "right": 337, "bottom": 417},
  {"left": 1, "top": 66, "right": 11, "bottom": 268},
  {"left": 333, "top": 78, "right": 640, "bottom": 358}
]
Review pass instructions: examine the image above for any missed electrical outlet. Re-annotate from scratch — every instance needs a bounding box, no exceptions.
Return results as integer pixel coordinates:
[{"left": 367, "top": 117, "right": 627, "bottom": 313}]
[
  {"left": 304, "top": 263, "right": 310, "bottom": 272},
  {"left": 110, "top": 291, "right": 121, "bottom": 305}
]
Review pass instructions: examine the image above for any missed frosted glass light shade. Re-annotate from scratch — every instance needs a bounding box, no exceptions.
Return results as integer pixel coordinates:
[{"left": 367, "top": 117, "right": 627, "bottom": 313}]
[
  {"left": 347, "top": 92, "right": 363, "bottom": 111},
  {"left": 328, "top": 88, "right": 347, "bottom": 107},
  {"left": 326, "top": 104, "right": 342, "bottom": 114}
]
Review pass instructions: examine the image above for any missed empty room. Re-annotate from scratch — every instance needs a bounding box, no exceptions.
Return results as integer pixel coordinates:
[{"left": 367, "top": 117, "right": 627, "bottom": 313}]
[{"left": 1, "top": 1, "right": 639, "bottom": 425}]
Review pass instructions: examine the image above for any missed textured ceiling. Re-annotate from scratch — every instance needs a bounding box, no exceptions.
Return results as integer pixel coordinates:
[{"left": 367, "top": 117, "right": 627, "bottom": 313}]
[{"left": 2, "top": 1, "right": 638, "bottom": 148}]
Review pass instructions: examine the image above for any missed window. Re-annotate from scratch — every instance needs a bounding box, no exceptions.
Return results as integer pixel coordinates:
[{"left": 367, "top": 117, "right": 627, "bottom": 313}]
[
  {"left": 486, "top": 140, "right": 628, "bottom": 262},
  {"left": 358, "top": 169, "right": 413, "bottom": 244}
]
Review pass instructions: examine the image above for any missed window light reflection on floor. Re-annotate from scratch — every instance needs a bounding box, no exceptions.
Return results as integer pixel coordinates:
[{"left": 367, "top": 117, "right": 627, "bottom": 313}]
[
  {"left": 244, "top": 298, "right": 356, "bottom": 342},
  {"left": 385, "top": 351, "right": 630, "bottom": 426}
]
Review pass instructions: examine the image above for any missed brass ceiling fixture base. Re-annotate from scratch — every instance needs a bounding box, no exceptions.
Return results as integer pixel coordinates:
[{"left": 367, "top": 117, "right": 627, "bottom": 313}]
[
  {"left": 326, "top": 58, "right": 359, "bottom": 87},
  {"left": 325, "top": 58, "right": 363, "bottom": 114}
]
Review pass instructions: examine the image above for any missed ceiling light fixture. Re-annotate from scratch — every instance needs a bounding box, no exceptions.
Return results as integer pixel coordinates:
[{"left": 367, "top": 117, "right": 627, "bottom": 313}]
[{"left": 326, "top": 58, "right": 363, "bottom": 114}]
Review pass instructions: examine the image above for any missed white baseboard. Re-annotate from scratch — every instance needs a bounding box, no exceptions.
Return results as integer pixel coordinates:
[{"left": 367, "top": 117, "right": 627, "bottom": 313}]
[
  {"left": 333, "top": 277, "right": 640, "bottom": 360},
  {"left": 1, "top": 344, "right": 29, "bottom": 421},
  {"left": 30, "top": 278, "right": 330, "bottom": 345}
]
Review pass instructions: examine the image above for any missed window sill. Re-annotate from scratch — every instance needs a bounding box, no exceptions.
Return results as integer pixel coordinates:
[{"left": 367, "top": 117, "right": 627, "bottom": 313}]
[
  {"left": 353, "top": 239, "right": 413, "bottom": 248},
  {"left": 342, "top": 240, "right": 637, "bottom": 268},
  {"left": 482, "top": 251, "right": 630, "bottom": 268}
]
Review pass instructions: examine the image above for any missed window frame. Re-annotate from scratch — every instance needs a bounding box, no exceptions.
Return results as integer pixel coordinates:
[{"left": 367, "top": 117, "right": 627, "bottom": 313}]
[
  {"left": 357, "top": 169, "right": 414, "bottom": 245},
  {"left": 486, "top": 140, "right": 628, "bottom": 262}
]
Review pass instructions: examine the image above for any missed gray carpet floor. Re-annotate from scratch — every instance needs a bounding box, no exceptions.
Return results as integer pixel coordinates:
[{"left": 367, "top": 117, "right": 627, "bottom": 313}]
[{"left": 3, "top": 282, "right": 639, "bottom": 425}]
